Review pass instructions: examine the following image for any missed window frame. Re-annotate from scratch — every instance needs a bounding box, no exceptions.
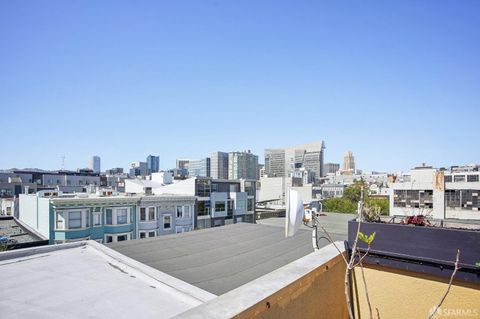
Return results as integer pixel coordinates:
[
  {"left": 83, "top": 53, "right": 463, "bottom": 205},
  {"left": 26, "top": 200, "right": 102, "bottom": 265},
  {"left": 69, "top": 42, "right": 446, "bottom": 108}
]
[
  {"left": 163, "top": 214, "right": 172, "bottom": 230},
  {"left": 105, "top": 207, "right": 131, "bottom": 226}
]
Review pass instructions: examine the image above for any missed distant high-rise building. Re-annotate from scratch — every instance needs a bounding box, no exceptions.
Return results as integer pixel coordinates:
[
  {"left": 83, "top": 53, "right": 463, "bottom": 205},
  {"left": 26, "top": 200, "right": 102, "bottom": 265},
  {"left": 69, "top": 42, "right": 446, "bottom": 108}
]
[
  {"left": 324, "top": 163, "right": 340, "bottom": 175},
  {"left": 88, "top": 156, "right": 101, "bottom": 173},
  {"left": 343, "top": 150, "right": 355, "bottom": 172},
  {"left": 188, "top": 158, "right": 211, "bottom": 177},
  {"left": 176, "top": 159, "right": 190, "bottom": 170},
  {"left": 265, "top": 141, "right": 325, "bottom": 183},
  {"left": 130, "top": 161, "right": 148, "bottom": 177},
  {"left": 146, "top": 155, "right": 160, "bottom": 174},
  {"left": 228, "top": 151, "right": 259, "bottom": 180},
  {"left": 264, "top": 149, "right": 285, "bottom": 178},
  {"left": 211, "top": 152, "right": 229, "bottom": 180}
]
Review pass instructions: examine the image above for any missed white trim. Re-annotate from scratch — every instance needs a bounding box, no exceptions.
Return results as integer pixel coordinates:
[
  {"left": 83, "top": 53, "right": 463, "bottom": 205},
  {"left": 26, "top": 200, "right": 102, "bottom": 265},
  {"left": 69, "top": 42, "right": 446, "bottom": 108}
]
[
  {"left": 55, "top": 209, "right": 89, "bottom": 230},
  {"left": 104, "top": 232, "right": 131, "bottom": 243},
  {"left": 105, "top": 207, "right": 131, "bottom": 226}
]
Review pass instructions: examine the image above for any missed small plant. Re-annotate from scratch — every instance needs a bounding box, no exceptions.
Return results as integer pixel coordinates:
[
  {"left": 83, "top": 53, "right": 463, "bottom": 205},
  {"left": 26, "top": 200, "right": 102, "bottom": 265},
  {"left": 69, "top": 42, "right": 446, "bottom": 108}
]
[
  {"left": 362, "top": 205, "right": 382, "bottom": 222},
  {"left": 358, "top": 231, "right": 376, "bottom": 245}
]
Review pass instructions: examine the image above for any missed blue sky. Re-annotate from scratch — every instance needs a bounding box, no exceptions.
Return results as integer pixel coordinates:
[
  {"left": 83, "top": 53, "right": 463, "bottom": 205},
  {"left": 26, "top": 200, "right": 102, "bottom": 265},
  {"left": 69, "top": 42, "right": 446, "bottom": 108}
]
[{"left": 1, "top": 1, "right": 479, "bottom": 172}]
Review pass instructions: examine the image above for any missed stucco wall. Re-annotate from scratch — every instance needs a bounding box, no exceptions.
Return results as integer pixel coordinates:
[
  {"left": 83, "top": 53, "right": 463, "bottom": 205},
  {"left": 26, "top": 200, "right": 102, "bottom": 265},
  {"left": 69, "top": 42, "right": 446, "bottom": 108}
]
[{"left": 354, "top": 265, "right": 480, "bottom": 319}]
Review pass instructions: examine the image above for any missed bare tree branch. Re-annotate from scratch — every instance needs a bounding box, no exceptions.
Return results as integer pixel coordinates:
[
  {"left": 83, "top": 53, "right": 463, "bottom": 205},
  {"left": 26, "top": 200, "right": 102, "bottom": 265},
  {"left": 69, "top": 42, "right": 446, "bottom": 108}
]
[
  {"left": 358, "top": 250, "right": 373, "bottom": 319},
  {"left": 427, "top": 249, "right": 461, "bottom": 319}
]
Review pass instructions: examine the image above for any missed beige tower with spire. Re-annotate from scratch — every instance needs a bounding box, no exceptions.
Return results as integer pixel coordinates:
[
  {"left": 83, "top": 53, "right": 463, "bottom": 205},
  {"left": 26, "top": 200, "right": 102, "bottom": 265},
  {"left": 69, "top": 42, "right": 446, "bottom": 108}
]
[{"left": 343, "top": 150, "right": 355, "bottom": 173}]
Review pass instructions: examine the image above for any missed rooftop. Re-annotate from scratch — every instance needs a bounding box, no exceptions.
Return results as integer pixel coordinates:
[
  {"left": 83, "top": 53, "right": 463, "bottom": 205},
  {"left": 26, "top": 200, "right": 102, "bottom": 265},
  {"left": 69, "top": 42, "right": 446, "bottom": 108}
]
[
  {"left": 0, "top": 242, "right": 215, "bottom": 319},
  {"left": 0, "top": 216, "right": 47, "bottom": 247},
  {"left": 107, "top": 223, "right": 344, "bottom": 295}
]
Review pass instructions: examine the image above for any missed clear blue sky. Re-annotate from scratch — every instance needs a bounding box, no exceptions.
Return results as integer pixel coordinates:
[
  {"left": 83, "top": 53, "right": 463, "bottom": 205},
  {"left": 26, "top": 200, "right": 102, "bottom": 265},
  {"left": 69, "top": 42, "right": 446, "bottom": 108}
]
[{"left": 1, "top": 1, "right": 479, "bottom": 172}]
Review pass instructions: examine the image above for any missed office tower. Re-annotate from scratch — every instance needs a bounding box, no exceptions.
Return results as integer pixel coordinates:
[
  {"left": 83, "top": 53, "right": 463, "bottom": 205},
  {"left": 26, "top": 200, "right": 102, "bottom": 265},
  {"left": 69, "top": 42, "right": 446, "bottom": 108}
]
[
  {"left": 88, "top": 155, "right": 101, "bottom": 173},
  {"left": 146, "top": 155, "right": 160, "bottom": 174},
  {"left": 188, "top": 158, "right": 211, "bottom": 177},
  {"left": 211, "top": 151, "right": 229, "bottom": 180},
  {"left": 264, "top": 141, "right": 325, "bottom": 183},
  {"left": 343, "top": 150, "right": 355, "bottom": 172},
  {"left": 228, "top": 151, "right": 259, "bottom": 180}
]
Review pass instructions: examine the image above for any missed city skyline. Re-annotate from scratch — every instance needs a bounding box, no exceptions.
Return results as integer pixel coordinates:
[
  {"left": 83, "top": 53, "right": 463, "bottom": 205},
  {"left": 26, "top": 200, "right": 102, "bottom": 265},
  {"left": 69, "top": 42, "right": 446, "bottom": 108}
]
[{"left": 1, "top": 1, "right": 479, "bottom": 172}]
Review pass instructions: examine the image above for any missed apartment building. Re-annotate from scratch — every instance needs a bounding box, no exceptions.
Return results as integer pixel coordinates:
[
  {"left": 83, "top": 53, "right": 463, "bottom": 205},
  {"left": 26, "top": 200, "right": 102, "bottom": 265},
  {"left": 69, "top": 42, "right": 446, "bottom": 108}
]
[
  {"left": 19, "top": 190, "right": 195, "bottom": 244},
  {"left": 389, "top": 165, "right": 480, "bottom": 220},
  {"left": 153, "top": 176, "right": 256, "bottom": 229},
  {"left": 137, "top": 195, "right": 195, "bottom": 238}
]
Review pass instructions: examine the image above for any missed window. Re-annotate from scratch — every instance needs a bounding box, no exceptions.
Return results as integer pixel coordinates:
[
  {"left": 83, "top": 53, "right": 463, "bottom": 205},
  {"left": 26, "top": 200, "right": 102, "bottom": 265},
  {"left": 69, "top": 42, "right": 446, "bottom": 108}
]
[
  {"left": 148, "top": 231, "right": 155, "bottom": 238},
  {"left": 56, "top": 212, "right": 65, "bottom": 230},
  {"left": 467, "top": 175, "right": 479, "bottom": 182},
  {"left": 236, "top": 200, "right": 247, "bottom": 211},
  {"left": 105, "top": 233, "right": 131, "bottom": 243},
  {"left": 68, "top": 211, "right": 82, "bottom": 229},
  {"left": 247, "top": 198, "right": 254, "bottom": 211},
  {"left": 117, "top": 209, "right": 128, "bottom": 224},
  {"left": 140, "top": 232, "right": 146, "bottom": 239},
  {"left": 176, "top": 206, "right": 183, "bottom": 218},
  {"left": 106, "top": 209, "right": 113, "bottom": 224},
  {"left": 454, "top": 175, "right": 465, "bottom": 182},
  {"left": 184, "top": 205, "right": 191, "bottom": 218},
  {"left": 197, "top": 201, "right": 210, "bottom": 216},
  {"left": 140, "top": 207, "right": 146, "bottom": 221},
  {"left": 93, "top": 212, "right": 102, "bottom": 226},
  {"left": 148, "top": 207, "right": 156, "bottom": 220},
  {"left": 215, "top": 201, "right": 225, "bottom": 212},
  {"left": 444, "top": 175, "right": 452, "bottom": 183},
  {"left": 163, "top": 215, "right": 172, "bottom": 230}
]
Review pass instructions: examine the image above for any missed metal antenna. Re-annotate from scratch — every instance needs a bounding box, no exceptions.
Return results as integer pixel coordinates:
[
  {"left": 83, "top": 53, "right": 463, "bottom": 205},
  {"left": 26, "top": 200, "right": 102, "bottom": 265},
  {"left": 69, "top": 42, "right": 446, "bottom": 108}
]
[{"left": 61, "top": 155, "right": 65, "bottom": 170}]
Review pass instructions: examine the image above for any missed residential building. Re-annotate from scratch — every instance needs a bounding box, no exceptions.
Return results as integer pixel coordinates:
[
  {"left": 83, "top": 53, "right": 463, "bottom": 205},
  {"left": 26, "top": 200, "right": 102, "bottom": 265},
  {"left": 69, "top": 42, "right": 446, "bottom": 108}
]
[
  {"left": 146, "top": 155, "right": 160, "bottom": 174},
  {"left": 18, "top": 189, "right": 197, "bottom": 244},
  {"left": 105, "top": 167, "right": 124, "bottom": 175},
  {"left": 265, "top": 141, "right": 326, "bottom": 183},
  {"left": 210, "top": 151, "right": 229, "bottom": 179},
  {"left": 343, "top": 150, "right": 355, "bottom": 173},
  {"left": 137, "top": 195, "right": 195, "bottom": 239},
  {"left": 321, "top": 183, "right": 346, "bottom": 199},
  {"left": 228, "top": 150, "right": 258, "bottom": 180},
  {"left": 150, "top": 176, "right": 257, "bottom": 229},
  {"left": 188, "top": 158, "right": 211, "bottom": 177},
  {"left": 88, "top": 155, "right": 101, "bottom": 173},
  {"left": 324, "top": 162, "right": 340, "bottom": 175},
  {"left": 19, "top": 190, "right": 138, "bottom": 244},
  {"left": 389, "top": 164, "right": 480, "bottom": 220},
  {"left": 0, "top": 171, "right": 37, "bottom": 197},
  {"left": 0, "top": 169, "right": 100, "bottom": 194},
  {"left": 103, "top": 171, "right": 128, "bottom": 192},
  {"left": 130, "top": 161, "right": 148, "bottom": 177}
]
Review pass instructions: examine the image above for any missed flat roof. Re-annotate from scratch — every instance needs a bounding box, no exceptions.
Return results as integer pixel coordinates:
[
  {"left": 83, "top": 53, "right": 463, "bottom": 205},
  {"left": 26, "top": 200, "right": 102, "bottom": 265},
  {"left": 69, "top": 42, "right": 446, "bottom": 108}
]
[
  {"left": 0, "top": 217, "right": 44, "bottom": 243},
  {"left": 0, "top": 242, "right": 215, "bottom": 319},
  {"left": 108, "top": 223, "right": 321, "bottom": 295}
]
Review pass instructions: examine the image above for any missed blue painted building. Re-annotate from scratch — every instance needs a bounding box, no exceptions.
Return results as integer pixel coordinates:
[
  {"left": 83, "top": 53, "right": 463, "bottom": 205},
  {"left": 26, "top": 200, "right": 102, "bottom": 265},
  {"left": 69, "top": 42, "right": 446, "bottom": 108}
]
[{"left": 19, "top": 191, "right": 138, "bottom": 244}]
